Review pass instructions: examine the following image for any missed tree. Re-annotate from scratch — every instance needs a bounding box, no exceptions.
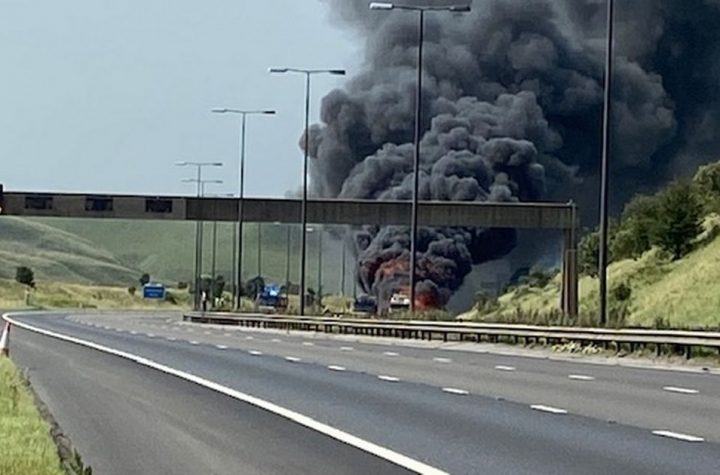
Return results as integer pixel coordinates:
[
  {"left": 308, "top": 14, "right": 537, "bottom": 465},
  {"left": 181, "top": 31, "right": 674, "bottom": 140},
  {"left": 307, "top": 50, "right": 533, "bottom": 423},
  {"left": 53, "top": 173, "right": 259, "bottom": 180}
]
[
  {"left": 578, "top": 230, "right": 600, "bottom": 277},
  {"left": 139, "top": 273, "right": 151, "bottom": 286},
  {"left": 611, "top": 194, "right": 660, "bottom": 260},
  {"left": 15, "top": 266, "right": 35, "bottom": 288},
  {"left": 245, "top": 276, "right": 265, "bottom": 299},
  {"left": 212, "top": 275, "right": 226, "bottom": 300},
  {"left": 654, "top": 182, "right": 703, "bottom": 260}
]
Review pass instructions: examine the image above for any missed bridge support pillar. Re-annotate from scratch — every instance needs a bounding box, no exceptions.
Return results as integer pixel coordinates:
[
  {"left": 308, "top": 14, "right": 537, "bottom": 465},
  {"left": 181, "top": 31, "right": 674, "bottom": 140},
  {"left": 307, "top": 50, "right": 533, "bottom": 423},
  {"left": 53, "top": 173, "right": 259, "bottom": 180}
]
[{"left": 560, "top": 205, "right": 579, "bottom": 317}]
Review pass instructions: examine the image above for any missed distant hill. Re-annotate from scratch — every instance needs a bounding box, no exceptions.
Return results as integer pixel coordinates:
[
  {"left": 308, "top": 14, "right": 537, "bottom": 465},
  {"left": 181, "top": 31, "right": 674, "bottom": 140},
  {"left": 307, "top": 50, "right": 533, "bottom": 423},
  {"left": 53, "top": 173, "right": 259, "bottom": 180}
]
[
  {"left": 7, "top": 217, "right": 351, "bottom": 292},
  {"left": 0, "top": 217, "right": 139, "bottom": 285}
]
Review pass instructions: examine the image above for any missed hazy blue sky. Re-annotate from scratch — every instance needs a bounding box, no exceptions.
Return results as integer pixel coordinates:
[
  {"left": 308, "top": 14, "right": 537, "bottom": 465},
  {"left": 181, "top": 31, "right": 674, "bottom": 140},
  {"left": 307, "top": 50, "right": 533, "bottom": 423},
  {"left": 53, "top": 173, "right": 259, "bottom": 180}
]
[{"left": 0, "top": 0, "right": 360, "bottom": 196}]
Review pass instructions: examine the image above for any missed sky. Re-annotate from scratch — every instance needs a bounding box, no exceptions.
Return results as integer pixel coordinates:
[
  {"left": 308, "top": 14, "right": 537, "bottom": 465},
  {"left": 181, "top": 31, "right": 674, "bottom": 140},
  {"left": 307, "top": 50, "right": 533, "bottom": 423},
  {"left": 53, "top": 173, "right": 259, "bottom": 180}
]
[{"left": 0, "top": 0, "right": 360, "bottom": 197}]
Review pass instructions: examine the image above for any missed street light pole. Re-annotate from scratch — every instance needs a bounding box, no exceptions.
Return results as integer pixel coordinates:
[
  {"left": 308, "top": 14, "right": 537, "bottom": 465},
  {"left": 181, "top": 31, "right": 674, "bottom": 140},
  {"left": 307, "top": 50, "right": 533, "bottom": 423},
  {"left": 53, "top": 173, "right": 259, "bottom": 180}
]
[
  {"left": 212, "top": 108, "right": 276, "bottom": 310},
  {"left": 317, "top": 227, "right": 323, "bottom": 308},
  {"left": 370, "top": 2, "right": 470, "bottom": 313},
  {"left": 285, "top": 225, "right": 292, "bottom": 290},
  {"left": 269, "top": 67, "right": 346, "bottom": 316},
  {"left": 176, "top": 161, "right": 223, "bottom": 309},
  {"left": 598, "top": 0, "right": 615, "bottom": 327},
  {"left": 341, "top": 231, "right": 347, "bottom": 297}
]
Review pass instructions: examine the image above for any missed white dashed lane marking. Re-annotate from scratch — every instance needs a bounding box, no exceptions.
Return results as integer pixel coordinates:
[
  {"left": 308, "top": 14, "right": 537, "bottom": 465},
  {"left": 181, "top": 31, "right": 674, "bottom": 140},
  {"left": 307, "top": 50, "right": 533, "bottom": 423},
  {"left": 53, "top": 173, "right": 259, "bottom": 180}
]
[
  {"left": 340, "top": 346, "right": 354, "bottom": 352},
  {"left": 378, "top": 375, "right": 400, "bottom": 383},
  {"left": 652, "top": 430, "right": 704, "bottom": 443},
  {"left": 495, "top": 365, "right": 516, "bottom": 372},
  {"left": 442, "top": 388, "right": 469, "bottom": 396},
  {"left": 216, "top": 345, "right": 228, "bottom": 350},
  {"left": 328, "top": 365, "right": 347, "bottom": 372},
  {"left": 166, "top": 337, "right": 177, "bottom": 341},
  {"left": 568, "top": 374, "right": 595, "bottom": 381},
  {"left": 272, "top": 338, "right": 282, "bottom": 343},
  {"left": 302, "top": 342, "right": 315, "bottom": 346},
  {"left": 531, "top": 405, "right": 568, "bottom": 415},
  {"left": 246, "top": 336, "right": 254, "bottom": 340},
  {"left": 383, "top": 351, "right": 399, "bottom": 357},
  {"left": 248, "top": 350, "right": 263, "bottom": 356},
  {"left": 189, "top": 341, "right": 199, "bottom": 345},
  {"left": 433, "top": 357, "right": 452, "bottom": 364},
  {"left": 285, "top": 356, "right": 301, "bottom": 363},
  {"left": 663, "top": 386, "right": 699, "bottom": 395}
]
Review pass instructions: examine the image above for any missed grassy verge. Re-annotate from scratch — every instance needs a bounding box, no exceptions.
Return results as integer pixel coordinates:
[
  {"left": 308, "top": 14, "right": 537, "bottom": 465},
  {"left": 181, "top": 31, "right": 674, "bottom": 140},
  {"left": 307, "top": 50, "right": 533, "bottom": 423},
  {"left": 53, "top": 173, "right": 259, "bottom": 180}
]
[
  {"left": 0, "top": 357, "right": 64, "bottom": 475},
  {"left": 0, "top": 278, "right": 192, "bottom": 311}
]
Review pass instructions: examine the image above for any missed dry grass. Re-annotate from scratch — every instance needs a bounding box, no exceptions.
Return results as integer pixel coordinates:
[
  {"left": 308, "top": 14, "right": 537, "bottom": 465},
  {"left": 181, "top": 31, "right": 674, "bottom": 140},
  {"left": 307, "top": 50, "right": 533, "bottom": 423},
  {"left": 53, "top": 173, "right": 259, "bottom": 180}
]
[
  {"left": 0, "top": 278, "right": 191, "bottom": 311},
  {"left": 0, "top": 358, "right": 64, "bottom": 475}
]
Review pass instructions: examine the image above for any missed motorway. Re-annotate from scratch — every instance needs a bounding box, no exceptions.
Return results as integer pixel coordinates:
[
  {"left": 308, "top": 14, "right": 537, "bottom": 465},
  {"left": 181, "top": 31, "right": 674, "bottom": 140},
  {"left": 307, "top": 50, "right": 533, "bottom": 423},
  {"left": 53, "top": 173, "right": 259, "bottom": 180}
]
[{"left": 7, "top": 311, "right": 720, "bottom": 474}]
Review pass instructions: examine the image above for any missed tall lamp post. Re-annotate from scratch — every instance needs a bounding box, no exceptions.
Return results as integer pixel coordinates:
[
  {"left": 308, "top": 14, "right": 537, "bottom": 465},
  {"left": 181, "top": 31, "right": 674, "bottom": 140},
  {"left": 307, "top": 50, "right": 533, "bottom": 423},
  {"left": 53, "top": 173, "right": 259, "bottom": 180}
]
[
  {"left": 269, "top": 67, "right": 346, "bottom": 316},
  {"left": 598, "top": 0, "right": 615, "bottom": 327},
  {"left": 176, "top": 161, "right": 223, "bottom": 309},
  {"left": 369, "top": 2, "right": 470, "bottom": 313},
  {"left": 211, "top": 108, "right": 276, "bottom": 310}
]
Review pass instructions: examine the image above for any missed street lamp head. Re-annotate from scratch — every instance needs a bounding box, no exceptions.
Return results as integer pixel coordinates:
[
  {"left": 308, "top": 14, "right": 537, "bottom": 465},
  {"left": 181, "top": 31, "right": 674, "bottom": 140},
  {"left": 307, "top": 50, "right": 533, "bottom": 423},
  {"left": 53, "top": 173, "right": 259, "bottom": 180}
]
[
  {"left": 211, "top": 108, "right": 229, "bottom": 113},
  {"left": 262, "top": 110, "right": 277, "bottom": 115},
  {"left": 369, "top": 2, "right": 394, "bottom": 10},
  {"left": 176, "top": 161, "right": 189, "bottom": 167},
  {"left": 328, "top": 69, "right": 346, "bottom": 76},
  {"left": 269, "top": 67, "right": 289, "bottom": 74},
  {"left": 449, "top": 5, "right": 471, "bottom": 12}
]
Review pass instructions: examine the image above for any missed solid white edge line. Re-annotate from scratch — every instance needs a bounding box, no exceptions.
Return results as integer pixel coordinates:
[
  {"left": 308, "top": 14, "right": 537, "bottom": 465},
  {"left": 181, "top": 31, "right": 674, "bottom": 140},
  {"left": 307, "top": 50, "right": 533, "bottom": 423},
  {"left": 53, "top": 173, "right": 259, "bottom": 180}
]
[
  {"left": 663, "top": 386, "right": 699, "bottom": 395},
  {"left": 530, "top": 405, "right": 568, "bottom": 415},
  {"left": 652, "top": 430, "right": 704, "bottom": 443},
  {"left": 568, "top": 374, "right": 595, "bottom": 381},
  {"left": 441, "top": 388, "right": 469, "bottom": 396},
  {"left": 3, "top": 313, "right": 448, "bottom": 475},
  {"left": 378, "top": 375, "right": 400, "bottom": 383}
]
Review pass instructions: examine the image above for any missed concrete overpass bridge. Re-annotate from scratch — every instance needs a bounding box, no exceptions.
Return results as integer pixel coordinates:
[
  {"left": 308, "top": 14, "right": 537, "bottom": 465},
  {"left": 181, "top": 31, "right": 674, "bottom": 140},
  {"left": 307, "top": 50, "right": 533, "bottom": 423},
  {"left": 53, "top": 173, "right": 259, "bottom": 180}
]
[{"left": 0, "top": 189, "right": 578, "bottom": 314}]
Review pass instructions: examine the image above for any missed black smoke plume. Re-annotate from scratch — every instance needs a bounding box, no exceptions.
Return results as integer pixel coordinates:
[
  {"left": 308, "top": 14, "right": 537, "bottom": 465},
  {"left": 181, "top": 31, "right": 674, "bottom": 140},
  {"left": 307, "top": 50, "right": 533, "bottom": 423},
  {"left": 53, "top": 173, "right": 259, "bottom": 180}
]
[{"left": 306, "top": 0, "right": 720, "bottom": 307}]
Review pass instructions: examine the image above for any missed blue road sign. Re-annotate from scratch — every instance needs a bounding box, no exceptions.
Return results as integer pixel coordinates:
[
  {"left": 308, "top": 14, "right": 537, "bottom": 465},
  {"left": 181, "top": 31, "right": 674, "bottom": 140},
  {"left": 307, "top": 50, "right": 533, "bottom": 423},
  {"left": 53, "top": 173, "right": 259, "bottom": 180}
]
[{"left": 143, "top": 284, "right": 166, "bottom": 300}]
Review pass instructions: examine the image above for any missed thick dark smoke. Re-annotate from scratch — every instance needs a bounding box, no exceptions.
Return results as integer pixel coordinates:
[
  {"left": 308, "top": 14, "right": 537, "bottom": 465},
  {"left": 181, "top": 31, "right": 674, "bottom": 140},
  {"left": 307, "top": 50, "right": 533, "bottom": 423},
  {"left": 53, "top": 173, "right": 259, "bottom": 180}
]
[{"left": 306, "top": 0, "right": 720, "bottom": 308}]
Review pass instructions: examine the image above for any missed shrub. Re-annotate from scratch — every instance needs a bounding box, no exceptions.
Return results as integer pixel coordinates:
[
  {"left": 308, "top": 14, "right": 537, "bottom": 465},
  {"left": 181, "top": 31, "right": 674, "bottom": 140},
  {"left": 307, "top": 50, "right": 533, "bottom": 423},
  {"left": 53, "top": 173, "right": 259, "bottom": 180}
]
[
  {"left": 15, "top": 266, "right": 35, "bottom": 288},
  {"left": 693, "top": 160, "right": 720, "bottom": 213},
  {"left": 177, "top": 281, "right": 188, "bottom": 290},
  {"left": 127, "top": 286, "right": 136, "bottom": 296},
  {"left": 611, "top": 194, "right": 660, "bottom": 260}
]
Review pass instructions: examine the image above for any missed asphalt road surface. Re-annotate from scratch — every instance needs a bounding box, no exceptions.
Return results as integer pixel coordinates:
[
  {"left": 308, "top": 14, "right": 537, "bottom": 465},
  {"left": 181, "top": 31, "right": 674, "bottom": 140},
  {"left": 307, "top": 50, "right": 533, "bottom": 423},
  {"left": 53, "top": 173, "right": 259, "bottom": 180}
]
[{"left": 7, "top": 311, "right": 720, "bottom": 475}]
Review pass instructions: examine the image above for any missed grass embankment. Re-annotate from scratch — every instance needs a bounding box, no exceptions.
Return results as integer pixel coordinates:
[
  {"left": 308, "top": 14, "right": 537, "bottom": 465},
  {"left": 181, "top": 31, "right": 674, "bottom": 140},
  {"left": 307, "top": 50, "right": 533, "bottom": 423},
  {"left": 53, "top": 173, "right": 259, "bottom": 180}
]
[
  {"left": 0, "top": 278, "right": 192, "bottom": 310},
  {"left": 0, "top": 358, "right": 64, "bottom": 475},
  {"left": 464, "top": 216, "right": 720, "bottom": 329}
]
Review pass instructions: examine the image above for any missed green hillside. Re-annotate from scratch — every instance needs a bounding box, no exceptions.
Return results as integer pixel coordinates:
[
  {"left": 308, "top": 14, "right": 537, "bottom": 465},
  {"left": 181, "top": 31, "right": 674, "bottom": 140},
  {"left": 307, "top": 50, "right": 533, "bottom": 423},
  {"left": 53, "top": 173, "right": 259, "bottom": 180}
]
[
  {"left": 0, "top": 217, "right": 138, "bottom": 285},
  {"left": 463, "top": 214, "right": 720, "bottom": 329},
  {"left": 12, "top": 218, "right": 351, "bottom": 292}
]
